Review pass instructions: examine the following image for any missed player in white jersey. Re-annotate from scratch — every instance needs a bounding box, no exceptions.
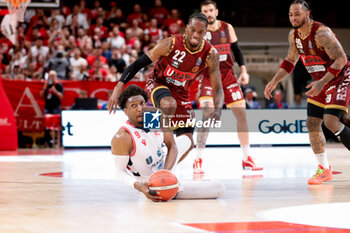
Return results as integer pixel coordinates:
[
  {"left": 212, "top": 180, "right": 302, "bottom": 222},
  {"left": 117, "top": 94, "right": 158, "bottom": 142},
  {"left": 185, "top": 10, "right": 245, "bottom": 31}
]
[{"left": 111, "top": 85, "right": 224, "bottom": 201}]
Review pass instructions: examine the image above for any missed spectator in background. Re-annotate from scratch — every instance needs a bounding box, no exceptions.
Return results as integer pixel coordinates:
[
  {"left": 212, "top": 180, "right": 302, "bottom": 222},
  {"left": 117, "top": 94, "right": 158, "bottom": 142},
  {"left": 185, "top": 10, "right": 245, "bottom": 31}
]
[
  {"left": 108, "top": 8, "right": 127, "bottom": 29},
  {"left": 89, "top": 16, "right": 108, "bottom": 39},
  {"left": 125, "top": 18, "right": 144, "bottom": 43},
  {"left": 40, "top": 70, "right": 64, "bottom": 114},
  {"left": 144, "top": 18, "right": 163, "bottom": 43},
  {"left": 70, "top": 90, "right": 88, "bottom": 110},
  {"left": 66, "top": 5, "right": 89, "bottom": 30},
  {"left": 107, "top": 25, "right": 126, "bottom": 49},
  {"left": 245, "top": 88, "right": 261, "bottom": 109},
  {"left": 87, "top": 46, "right": 108, "bottom": 67},
  {"left": 126, "top": 3, "right": 145, "bottom": 27},
  {"left": 119, "top": 45, "right": 131, "bottom": 66},
  {"left": 163, "top": 8, "right": 185, "bottom": 35},
  {"left": 149, "top": 0, "right": 169, "bottom": 26},
  {"left": 268, "top": 90, "right": 288, "bottom": 109},
  {"left": 109, "top": 47, "right": 126, "bottom": 75},
  {"left": 70, "top": 48, "right": 87, "bottom": 80},
  {"left": 76, "top": 27, "right": 92, "bottom": 49},
  {"left": 47, "top": 9, "right": 65, "bottom": 30},
  {"left": 30, "top": 38, "right": 49, "bottom": 60},
  {"left": 78, "top": 0, "right": 92, "bottom": 25},
  {"left": 45, "top": 49, "right": 71, "bottom": 80},
  {"left": 89, "top": 58, "right": 108, "bottom": 81},
  {"left": 101, "top": 41, "right": 112, "bottom": 61}
]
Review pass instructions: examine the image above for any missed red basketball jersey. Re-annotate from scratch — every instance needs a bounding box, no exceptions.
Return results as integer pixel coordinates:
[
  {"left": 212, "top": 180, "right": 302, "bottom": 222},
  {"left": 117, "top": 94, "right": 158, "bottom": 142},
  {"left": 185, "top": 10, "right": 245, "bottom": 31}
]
[
  {"left": 148, "top": 34, "right": 213, "bottom": 94},
  {"left": 204, "top": 21, "right": 234, "bottom": 72},
  {"left": 293, "top": 21, "right": 339, "bottom": 81}
]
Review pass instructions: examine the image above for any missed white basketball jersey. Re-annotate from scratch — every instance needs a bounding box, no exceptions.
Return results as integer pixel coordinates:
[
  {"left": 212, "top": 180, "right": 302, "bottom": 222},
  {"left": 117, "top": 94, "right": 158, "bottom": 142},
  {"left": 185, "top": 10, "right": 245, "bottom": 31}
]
[{"left": 121, "top": 121, "right": 166, "bottom": 182}]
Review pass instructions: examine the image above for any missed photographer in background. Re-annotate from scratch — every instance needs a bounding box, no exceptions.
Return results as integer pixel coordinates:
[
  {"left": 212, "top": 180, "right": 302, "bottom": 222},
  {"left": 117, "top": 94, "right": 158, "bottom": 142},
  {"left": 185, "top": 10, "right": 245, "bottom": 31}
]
[{"left": 40, "top": 70, "right": 64, "bottom": 114}]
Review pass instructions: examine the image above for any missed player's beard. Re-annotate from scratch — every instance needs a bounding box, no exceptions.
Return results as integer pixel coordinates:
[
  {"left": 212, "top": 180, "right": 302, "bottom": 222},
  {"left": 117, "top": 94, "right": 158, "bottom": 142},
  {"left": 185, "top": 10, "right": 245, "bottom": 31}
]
[
  {"left": 292, "top": 16, "right": 306, "bottom": 29},
  {"left": 207, "top": 16, "right": 216, "bottom": 25}
]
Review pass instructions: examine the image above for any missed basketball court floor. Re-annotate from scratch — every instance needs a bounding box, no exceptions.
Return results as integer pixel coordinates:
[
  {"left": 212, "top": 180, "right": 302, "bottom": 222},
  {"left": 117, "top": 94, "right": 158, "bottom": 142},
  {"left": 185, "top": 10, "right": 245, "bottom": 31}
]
[{"left": 0, "top": 145, "right": 349, "bottom": 233}]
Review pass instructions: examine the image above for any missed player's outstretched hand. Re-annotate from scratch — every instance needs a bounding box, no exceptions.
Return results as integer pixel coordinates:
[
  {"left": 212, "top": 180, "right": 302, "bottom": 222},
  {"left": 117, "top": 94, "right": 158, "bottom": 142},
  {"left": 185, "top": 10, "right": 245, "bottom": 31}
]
[
  {"left": 305, "top": 80, "right": 324, "bottom": 97},
  {"left": 135, "top": 181, "right": 162, "bottom": 202},
  {"left": 264, "top": 80, "right": 278, "bottom": 100},
  {"left": 107, "top": 87, "right": 120, "bottom": 114}
]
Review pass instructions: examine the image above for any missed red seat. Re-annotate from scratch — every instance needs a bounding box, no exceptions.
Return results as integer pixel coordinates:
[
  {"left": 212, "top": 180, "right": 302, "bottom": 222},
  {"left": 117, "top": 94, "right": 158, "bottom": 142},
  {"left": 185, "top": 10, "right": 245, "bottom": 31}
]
[{"left": 44, "top": 114, "right": 62, "bottom": 148}]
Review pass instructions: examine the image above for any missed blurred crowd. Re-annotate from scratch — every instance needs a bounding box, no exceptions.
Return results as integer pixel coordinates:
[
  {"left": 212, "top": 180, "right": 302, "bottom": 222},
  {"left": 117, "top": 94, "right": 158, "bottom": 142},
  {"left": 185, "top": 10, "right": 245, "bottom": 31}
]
[
  {"left": 0, "top": 0, "right": 186, "bottom": 82},
  {"left": 0, "top": 0, "right": 299, "bottom": 110}
]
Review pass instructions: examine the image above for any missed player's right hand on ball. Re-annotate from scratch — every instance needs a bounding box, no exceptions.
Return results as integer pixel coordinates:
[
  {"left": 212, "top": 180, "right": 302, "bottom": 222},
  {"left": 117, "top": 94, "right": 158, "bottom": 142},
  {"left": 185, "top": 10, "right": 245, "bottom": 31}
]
[{"left": 135, "top": 181, "right": 162, "bottom": 202}]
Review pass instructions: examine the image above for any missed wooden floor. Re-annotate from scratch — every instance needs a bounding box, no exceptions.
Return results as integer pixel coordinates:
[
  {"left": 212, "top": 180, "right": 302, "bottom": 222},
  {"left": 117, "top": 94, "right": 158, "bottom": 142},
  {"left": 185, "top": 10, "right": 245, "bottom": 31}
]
[{"left": 0, "top": 145, "right": 349, "bottom": 233}]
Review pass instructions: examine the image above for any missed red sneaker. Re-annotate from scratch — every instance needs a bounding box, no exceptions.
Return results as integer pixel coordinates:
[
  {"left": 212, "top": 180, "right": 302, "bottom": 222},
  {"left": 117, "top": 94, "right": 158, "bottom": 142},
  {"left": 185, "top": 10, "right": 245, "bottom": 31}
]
[
  {"left": 242, "top": 156, "right": 263, "bottom": 171},
  {"left": 308, "top": 165, "right": 333, "bottom": 185},
  {"left": 193, "top": 158, "right": 204, "bottom": 174}
]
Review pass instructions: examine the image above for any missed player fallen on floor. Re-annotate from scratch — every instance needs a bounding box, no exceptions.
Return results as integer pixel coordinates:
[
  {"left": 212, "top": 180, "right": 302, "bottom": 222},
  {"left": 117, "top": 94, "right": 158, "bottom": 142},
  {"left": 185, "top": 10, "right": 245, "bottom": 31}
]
[{"left": 111, "top": 85, "right": 225, "bottom": 201}]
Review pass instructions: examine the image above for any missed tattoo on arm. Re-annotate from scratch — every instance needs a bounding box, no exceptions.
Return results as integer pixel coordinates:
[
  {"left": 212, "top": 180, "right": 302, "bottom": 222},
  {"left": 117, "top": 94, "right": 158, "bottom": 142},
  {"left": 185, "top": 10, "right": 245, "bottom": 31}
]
[
  {"left": 207, "top": 50, "right": 224, "bottom": 108},
  {"left": 315, "top": 27, "right": 347, "bottom": 69}
]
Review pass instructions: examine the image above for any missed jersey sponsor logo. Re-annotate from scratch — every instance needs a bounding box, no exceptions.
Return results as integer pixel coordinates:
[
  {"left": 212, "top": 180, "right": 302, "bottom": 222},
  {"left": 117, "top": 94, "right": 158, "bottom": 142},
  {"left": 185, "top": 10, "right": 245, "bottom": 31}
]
[
  {"left": 300, "top": 55, "right": 326, "bottom": 66},
  {"left": 214, "top": 44, "right": 230, "bottom": 55},
  {"left": 305, "top": 65, "right": 326, "bottom": 73},
  {"left": 300, "top": 55, "right": 326, "bottom": 73},
  {"left": 164, "top": 65, "right": 195, "bottom": 81}
]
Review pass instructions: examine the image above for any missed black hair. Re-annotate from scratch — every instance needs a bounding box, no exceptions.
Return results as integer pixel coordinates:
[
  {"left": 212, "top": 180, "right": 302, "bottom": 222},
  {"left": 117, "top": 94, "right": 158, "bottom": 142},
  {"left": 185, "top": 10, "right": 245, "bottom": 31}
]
[
  {"left": 188, "top": 12, "right": 208, "bottom": 27},
  {"left": 118, "top": 85, "right": 149, "bottom": 110},
  {"left": 200, "top": 0, "right": 217, "bottom": 9},
  {"left": 291, "top": 0, "right": 312, "bottom": 16}
]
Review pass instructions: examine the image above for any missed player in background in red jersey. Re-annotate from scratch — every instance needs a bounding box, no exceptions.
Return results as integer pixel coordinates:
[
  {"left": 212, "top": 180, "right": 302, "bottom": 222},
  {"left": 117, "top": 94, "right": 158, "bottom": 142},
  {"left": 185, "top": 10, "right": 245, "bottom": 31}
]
[
  {"left": 108, "top": 13, "right": 224, "bottom": 169},
  {"left": 194, "top": 0, "right": 263, "bottom": 175},
  {"left": 265, "top": 0, "right": 350, "bottom": 185}
]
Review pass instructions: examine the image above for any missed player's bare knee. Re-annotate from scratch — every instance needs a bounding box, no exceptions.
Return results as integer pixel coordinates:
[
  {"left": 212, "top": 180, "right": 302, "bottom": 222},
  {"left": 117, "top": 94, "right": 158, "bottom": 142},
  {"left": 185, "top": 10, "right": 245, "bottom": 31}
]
[
  {"left": 323, "top": 115, "right": 341, "bottom": 133},
  {"left": 160, "top": 97, "right": 177, "bottom": 115},
  {"left": 306, "top": 117, "right": 322, "bottom": 132}
]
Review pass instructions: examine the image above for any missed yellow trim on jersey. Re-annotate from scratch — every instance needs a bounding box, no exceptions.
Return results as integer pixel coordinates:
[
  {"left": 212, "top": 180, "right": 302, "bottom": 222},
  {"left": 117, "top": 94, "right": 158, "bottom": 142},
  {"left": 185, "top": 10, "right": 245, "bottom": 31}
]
[
  {"left": 207, "top": 20, "right": 222, "bottom": 32},
  {"left": 227, "top": 99, "right": 246, "bottom": 108},
  {"left": 150, "top": 86, "right": 170, "bottom": 106},
  {"left": 198, "top": 96, "right": 213, "bottom": 103},
  {"left": 307, "top": 98, "right": 325, "bottom": 108},
  {"left": 298, "top": 20, "right": 314, "bottom": 40},
  {"left": 182, "top": 34, "right": 205, "bottom": 54},
  {"left": 164, "top": 36, "right": 175, "bottom": 57},
  {"left": 325, "top": 104, "right": 349, "bottom": 113}
]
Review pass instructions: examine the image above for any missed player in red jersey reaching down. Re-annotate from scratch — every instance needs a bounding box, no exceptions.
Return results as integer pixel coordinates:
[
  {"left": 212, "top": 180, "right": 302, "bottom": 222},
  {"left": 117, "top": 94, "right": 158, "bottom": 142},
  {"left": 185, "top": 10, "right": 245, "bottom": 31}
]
[
  {"left": 265, "top": 0, "right": 350, "bottom": 185},
  {"left": 108, "top": 13, "right": 224, "bottom": 169},
  {"left": 194, "top": 0, "right": 263, "bottom": 174}
]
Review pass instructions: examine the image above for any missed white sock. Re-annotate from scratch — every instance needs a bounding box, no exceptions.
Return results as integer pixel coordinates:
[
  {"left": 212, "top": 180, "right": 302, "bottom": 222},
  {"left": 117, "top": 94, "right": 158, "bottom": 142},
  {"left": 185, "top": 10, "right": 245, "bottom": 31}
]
[
  {"left": 315, "top": 152, "right": 329, "bottom": 169},
  {"left": 196, "top": 147, "right": 203, "bottom": 159},
  {"left": 241, "top": 144, "right": 250, "bottom": 160}
]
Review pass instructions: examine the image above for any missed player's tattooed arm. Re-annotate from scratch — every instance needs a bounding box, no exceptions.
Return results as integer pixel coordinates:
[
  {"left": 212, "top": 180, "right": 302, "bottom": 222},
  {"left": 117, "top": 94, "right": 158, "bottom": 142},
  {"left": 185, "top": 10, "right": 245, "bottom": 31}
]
[
  {"left": 315, "top": 27, "right": 347, "bottom": 70},
  {"left": 304, "top": 27, "right": 348, "bottom": 97},
  {"left": 146, "top": 36, "right": 174, "bottom": 61},
  {"left": 207, "top": 48, "right": 224, "bottom": 116}
]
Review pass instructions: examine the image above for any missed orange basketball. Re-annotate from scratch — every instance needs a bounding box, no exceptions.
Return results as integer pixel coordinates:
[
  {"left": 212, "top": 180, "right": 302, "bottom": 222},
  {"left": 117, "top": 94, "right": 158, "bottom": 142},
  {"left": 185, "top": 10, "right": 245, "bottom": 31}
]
[{"left": 148, "top": 170, "right": 179, "bottom": 201}]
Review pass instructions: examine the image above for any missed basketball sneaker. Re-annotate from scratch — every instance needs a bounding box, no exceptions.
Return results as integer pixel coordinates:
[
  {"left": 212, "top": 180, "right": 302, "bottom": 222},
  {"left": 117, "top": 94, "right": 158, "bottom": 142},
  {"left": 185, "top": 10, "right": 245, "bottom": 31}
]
[
  {"left": 193, "top": 158, "right": 204, "bottom": 174},
  {"left": 308, "top": 165, "right": 333, "bottom": 185},
  {"left": 242, "top": 156, "right": 263, "bottom": 171}
]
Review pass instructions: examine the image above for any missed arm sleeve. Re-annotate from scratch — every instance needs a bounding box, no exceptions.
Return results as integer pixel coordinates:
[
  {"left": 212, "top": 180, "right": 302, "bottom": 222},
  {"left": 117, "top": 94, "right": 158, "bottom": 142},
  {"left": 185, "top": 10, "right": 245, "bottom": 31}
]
[
  {"left": 119, "top": 54, "right": 152, "bottom": 84},
  {"left": 230, "top": 41, "right": 245, "bottom": 67},
  {"left": 113, "top": 155, "right": 136, "bottom": 188}
]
